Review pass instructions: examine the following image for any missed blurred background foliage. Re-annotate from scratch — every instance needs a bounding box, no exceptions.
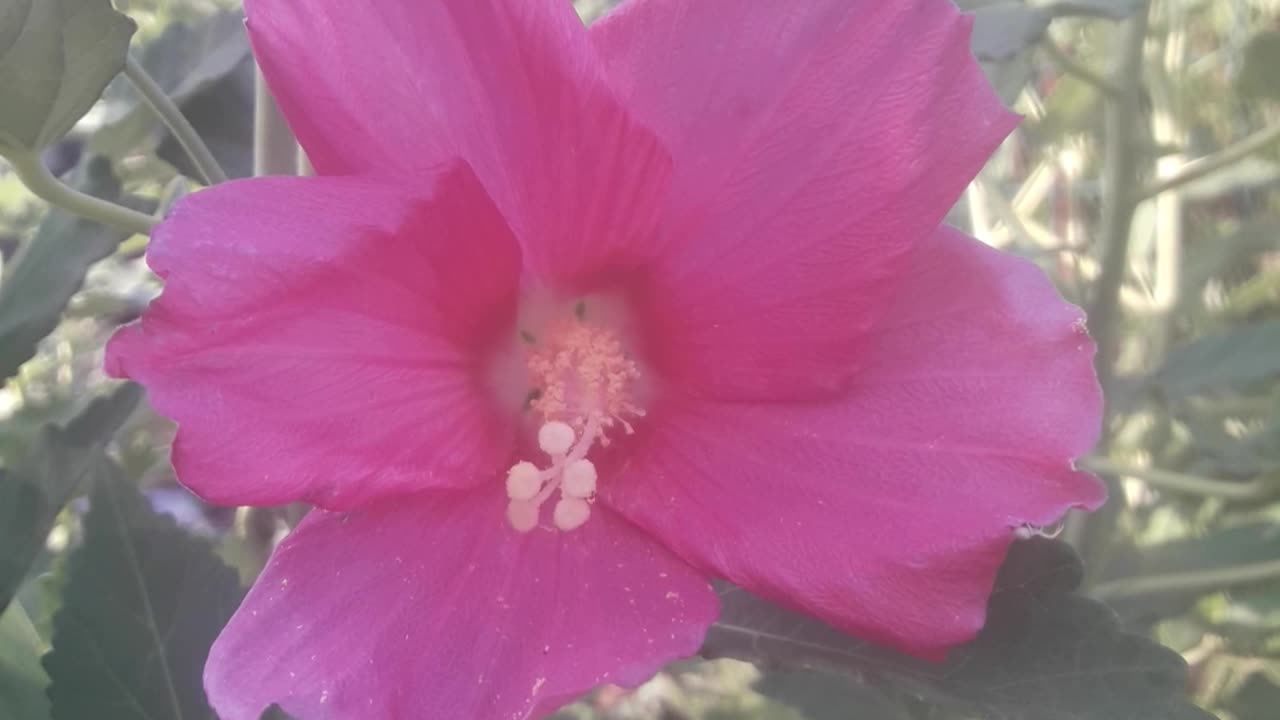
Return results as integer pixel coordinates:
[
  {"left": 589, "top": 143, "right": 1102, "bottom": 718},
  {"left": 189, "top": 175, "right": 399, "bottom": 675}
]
[{"left": 1, "top": 0, "right": 1279, "bottom": 718}]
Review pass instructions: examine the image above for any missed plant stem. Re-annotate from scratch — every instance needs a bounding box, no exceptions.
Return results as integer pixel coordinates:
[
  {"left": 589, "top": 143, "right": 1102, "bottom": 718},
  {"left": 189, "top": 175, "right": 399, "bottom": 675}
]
[
  {"left": 1092, "top": 558, "right": 1280, "bottom": 602},
  {"left": 1088, "top": 10, "right": 1150, "bottom": 403},
  {"left": 124, "top": 55, "right": 228, "bottom": 186},
  {"left": 1133, "top": 121, "right": 1280, "bottom": 200},
  {"left": 253, "top": 66, "right": 298, "bottom": 177},
  {"left": 1067, "top": 4, "right": 1150, "bottom": 561},
  {"left": 6, "top": 151, "right": 156, "bottom": 237},
  {"left": 1080, "top": 457, "right": 1271, "bottom": 501}
]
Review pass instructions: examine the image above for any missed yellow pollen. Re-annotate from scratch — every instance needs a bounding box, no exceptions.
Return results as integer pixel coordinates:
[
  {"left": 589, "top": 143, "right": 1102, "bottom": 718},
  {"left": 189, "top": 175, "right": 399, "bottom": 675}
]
[
  {"left": 503, "top": 309, "right": 644, "bottom": 532},
  {"left": 526, "top": 320, "right": 641, "bottom": 438}
]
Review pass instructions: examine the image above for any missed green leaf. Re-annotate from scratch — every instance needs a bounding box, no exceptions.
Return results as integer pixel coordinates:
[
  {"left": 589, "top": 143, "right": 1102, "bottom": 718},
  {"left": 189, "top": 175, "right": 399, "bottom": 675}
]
[
  {"left": 753, "top": 668, "right": 913, "bottom": 720},
  {"left": 703, "top": 539, "right": 1212, "bottom": 720},
  {"left": 92, "top": 9, "right": 255, "bottom": 178},
  {"left": 0, "top": 155, "right": 146, "bottom": 381},
  {"left": 0, "top": 602, "right": 50, "bottom": 720},
  {"left": 0, "top": 0, "right": 137, "bottom": 153},
  {"left": 1237, "top": 31, "right": 1280, "bottom": 103},
  {"left": 0, "top": 382, "right": 141, "bottom": 613},
  {"left": 1223, "top": 671, "right": 1280, "bottom": 720},
  {"left": 1154, "top": 319, "right": 1280, "bottom": 397},
  {"left": 43, "top": 461, "right": 243, "bottom": 720}
]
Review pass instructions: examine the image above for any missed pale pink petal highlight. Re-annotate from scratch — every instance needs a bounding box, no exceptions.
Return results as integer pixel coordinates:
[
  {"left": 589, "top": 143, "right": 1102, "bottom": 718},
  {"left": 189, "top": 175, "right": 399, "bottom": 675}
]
[
  {"left": 204, "top": 489, "right": 719, "bottom": 720},
  {"left": 247, "top": 0, "right": 673, "bottom": 289},
  {"left": 106, "top": 166, "right": 522, "bottom": 510},
  {"left": 595, "top": 0, "right": 1020, "bottom": 398},
  {"left": 604, "top": 227, "right": 1104, "bottom": 657}
]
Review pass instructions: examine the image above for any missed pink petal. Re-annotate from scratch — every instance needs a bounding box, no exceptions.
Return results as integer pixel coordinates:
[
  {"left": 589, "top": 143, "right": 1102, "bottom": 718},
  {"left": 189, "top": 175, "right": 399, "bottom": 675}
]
[
  {"left": 594, "top": 0, "right": 1019, "bottom": 399},
  {"left": 106, "top": 165, "right": 522, "bottom": 510},
  {"left": 247, "top": 0, "right": 673, "bottom": 288},
  {"left": 603, "top": 227, "right": 1104, "bottom": 658},
  {"left": 205, "top": 488, "right": 718, "bottom": 720}
]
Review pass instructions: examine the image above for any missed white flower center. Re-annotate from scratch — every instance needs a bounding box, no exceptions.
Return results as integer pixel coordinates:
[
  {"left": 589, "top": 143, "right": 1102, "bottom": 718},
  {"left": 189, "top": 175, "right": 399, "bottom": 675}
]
[{"left": 504, "top": 309, "right": 643, "bottom": 532}]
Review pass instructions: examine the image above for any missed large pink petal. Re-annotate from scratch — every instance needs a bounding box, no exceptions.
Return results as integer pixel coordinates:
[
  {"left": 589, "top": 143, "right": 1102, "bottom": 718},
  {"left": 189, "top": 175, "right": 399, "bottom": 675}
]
[
  {"left": 205, "top": 488, "right": 718, "bottom": 720},
  {"left": 106, "top": 165, "right": 522, "bottom": 510},
  {"left": 603, "top": 227, "right": 1104, "bottom": 658},
  {"left": 247, "top": 0, "right": 672, "bottom": 288},
  {"left": 594, "top": 0, "right": 1019, "bottom": 398}
]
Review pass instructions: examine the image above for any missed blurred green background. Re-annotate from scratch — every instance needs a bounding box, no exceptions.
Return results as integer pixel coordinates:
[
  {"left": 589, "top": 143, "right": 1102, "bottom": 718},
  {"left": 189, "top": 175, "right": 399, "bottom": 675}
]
[{"left": 2, "top": 0, "right": 1280, "bottom": 718}]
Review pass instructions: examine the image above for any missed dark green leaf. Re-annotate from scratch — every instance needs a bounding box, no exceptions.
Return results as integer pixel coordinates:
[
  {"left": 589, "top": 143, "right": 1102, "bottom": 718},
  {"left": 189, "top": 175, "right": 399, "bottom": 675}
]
[
  {"left": 0, "top": 0, "right": 136, "bottom": 153},
  {"left": 1223, "top": 672, "right": 1280, "bottom": 720},
  {"left": 44, "top": 461, "right": 243, "bottom": 720},
  {"left": 0, "top": 382, "right": 141, "bottom": 612},
  {"left": 0, "top": 602, "right": 50, "bottom": 720},
  {"left": 754, "top": 668, "right": 913, "bottom": 720},
  {"left": 1237, "top": 31, "right": 1280, "bottom": 103},
  {"left": 92, "top": 10, "right": 255, "bottom": 178},
  {"left": 259, "top": 704, "right": 297, "bottom": 720},
  {"left": 155, "top": 59, "right": 255, "bottom": 180},
  {"left": 1177, "top": 221, "right": 1280, "bottom": 315},
  {"left": 703, "top": 539, "right": 1211, "bottom": 720},
  {"left": 1154, "top": 319, "right": 1280, "bottom": 396},
  {"left": 0, "top": 155, "right": 148, "bottom": 381}
]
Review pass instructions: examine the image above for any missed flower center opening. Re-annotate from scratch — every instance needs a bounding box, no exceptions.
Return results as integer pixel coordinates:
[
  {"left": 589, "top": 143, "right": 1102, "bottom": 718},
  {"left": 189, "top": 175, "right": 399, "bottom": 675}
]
[{"left": 504, "top": 301, "right": 644, "bottom": 533}]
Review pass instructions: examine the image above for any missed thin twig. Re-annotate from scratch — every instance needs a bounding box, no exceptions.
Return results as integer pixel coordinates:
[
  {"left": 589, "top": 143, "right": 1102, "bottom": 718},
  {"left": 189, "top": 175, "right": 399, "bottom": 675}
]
[
  {"left": 1133, "top": 122, "right": 1280, "bottom": 200},
  {"left": 124, "top": 55, "right": 228, "bottom": 186},
  {"left": 1068, "top": 5, "right": 1151, "bottom": 560},
  {"left": 1081, "top": 457, "right": 1272, "bottom": 501},
  {"left": 1088, "top": 9, "right": 1151, "bottom": 405},
  {"left": 1092, "top": 558, "right": 1280, "bottom": 602}
]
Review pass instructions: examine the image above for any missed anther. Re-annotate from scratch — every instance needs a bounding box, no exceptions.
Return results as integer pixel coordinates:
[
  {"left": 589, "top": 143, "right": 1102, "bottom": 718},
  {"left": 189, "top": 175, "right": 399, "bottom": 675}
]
[
  {"left": 561, "top": 459, "right": 597, "bottom": 498},
  {"left": 505, "top": 461, "right": 542, "bottom": 501},
  {"left": 553, "top": 497, "right": 591, "bottom": 531},
  {"left": 537, "top": 421, "right": 575, "bottom": 456}
]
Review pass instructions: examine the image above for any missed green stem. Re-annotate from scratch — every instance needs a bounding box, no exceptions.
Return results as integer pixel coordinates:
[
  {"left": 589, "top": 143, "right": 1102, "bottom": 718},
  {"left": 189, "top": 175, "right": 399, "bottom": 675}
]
[
  {"left": 1067, "top": 4, "right": 1151, "bottom": 562},
  {"left": 1080, "top": 457, "right": 1271, "bottom": 501},
  {"left": 124, "top": 55, "right": 228, "bottom": 186},
  {"left": 1092, "top": 558, "right": 1280, "bottom": 602},
  {"left": 1089, "top": 9, "right": 1150, "bottom": 403},
  {"left": 1133, "top": 121, "right": 1280, "bottom": 200},
  {"left": 7, "top": 151, "right": 155, "bottom": 237}
]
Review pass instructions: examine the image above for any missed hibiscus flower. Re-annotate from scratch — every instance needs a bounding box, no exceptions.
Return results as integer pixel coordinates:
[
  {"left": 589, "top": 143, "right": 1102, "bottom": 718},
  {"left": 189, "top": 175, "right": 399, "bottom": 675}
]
[{"left": 105, "top": 0, "right": 1105, "bottom": 717}]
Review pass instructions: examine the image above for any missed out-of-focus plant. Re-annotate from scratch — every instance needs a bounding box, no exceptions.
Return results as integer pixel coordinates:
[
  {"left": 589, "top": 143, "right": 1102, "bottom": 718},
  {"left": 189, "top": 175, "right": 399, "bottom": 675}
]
[{"left": 0, "top": 0, "right": 1275, "bottom": 719}]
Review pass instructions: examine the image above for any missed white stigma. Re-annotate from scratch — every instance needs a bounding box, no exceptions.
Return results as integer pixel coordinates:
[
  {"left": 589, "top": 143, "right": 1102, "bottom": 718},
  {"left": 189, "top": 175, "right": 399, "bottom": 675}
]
[
  {"left": 504, "top": 421, "right": 607, "bottom": 533},
  {"left": 561, "top": 459, "right": 597, "bottom": 499},
  {"left": 506, "top": 500, "right": 539, "bottom": 533},
  {"left": 553, "top": 497, "right": 590, "bottom": 531},
  {"left": 505, "top": 462, "right": 542, "bottom": 501}
]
